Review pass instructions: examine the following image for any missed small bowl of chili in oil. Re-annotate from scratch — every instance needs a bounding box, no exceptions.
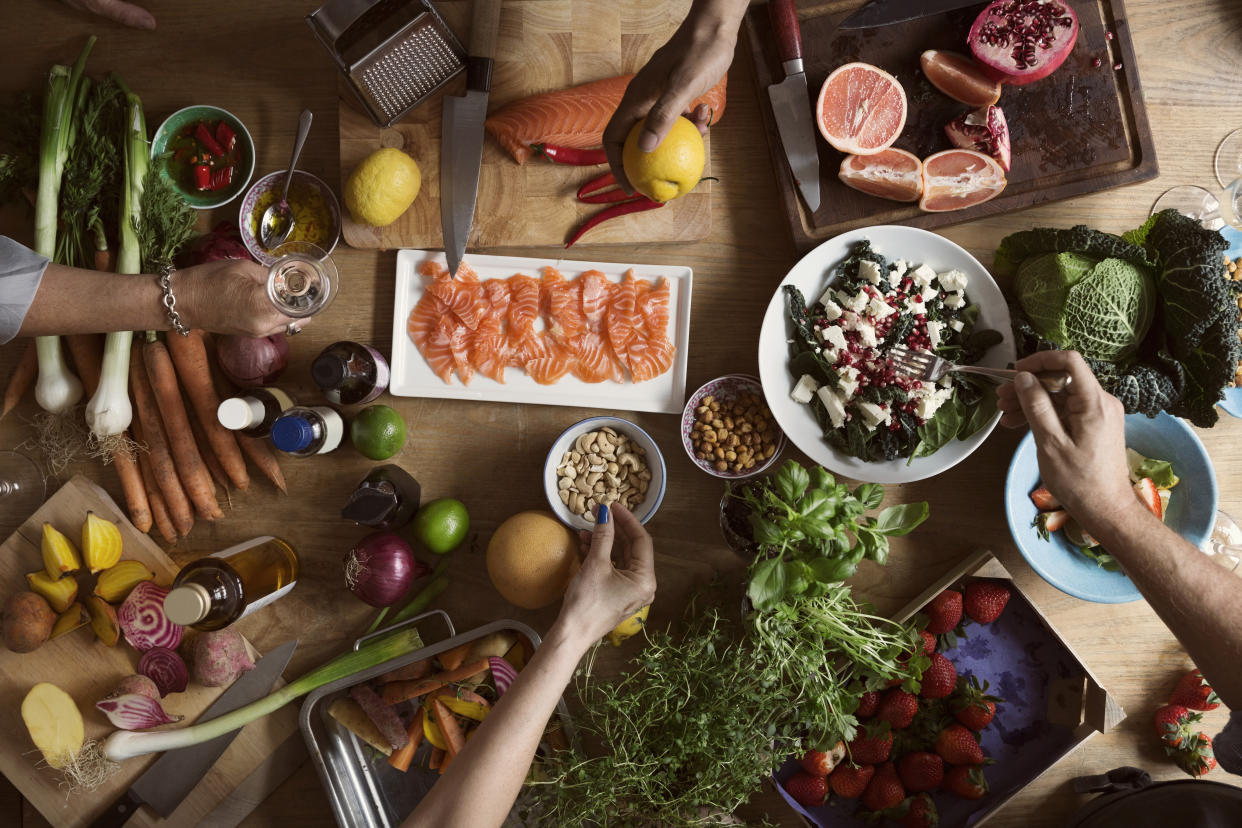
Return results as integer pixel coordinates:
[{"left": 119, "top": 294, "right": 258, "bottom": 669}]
[
  {"left": 150, "top": 105, "right": 255, "bottom": 210},
  {"left": 239, "top": 170, "right": 341, "bottom": 265}
]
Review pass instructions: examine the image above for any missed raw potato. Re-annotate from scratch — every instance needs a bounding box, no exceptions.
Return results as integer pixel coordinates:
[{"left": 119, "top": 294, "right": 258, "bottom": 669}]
[
  {"left": 185, "top": 628, "right": 255, "bottom": 687},
  {"left": 85, "top": 596, "right": 120, "bottom": 647},
  {"left": 21, "top": 682, "right": 84, "bottom": 769},
  {"left": 328, "top": 697, "right": 393, "bottom": 756},
  {"left": 4, "top": 592, "right": 56, "bottom": 653}
]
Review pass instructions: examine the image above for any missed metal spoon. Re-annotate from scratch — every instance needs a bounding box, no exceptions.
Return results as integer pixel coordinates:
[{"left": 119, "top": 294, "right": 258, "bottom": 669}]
[{"left": 260, "top": 109, "right": 314, "bottom": 250}]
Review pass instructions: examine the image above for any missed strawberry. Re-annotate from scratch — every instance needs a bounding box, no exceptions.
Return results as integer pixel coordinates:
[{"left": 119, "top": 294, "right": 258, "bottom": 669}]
[
  {"left": 861, "top": 761, "right": 906, "bottom": 812},
  {"left": 1168, "top": 669, "right": 1221, "bottom": 711},
  {"left": 857, "top": 690, "right": 881, "bottom": 719},
  {"left": 1153, "top": 704, "right": 1201, "bottom": 747},
  {"left": 1034, "top": 509, "right": 1068, "bottom": 540},
  {"left": 935, "top": 723, "right": 984, "bottom": 765},
  {"left": 849, "top": 725, "right": 893, "bottom": 764},
  {"left": 951, "top": 675, "right": 1003, "bottom": 731},
  {"left": 943, "top": 764, "right": 988, "bottom": 799},
  {"left": 898, "top": 793, "right": 939, "bottom": 828},
  {"left": 964, "top": 580, "right": 1011, "bottom": 624},
  {"left": 919, "top": 630, "right": 936, "bottom": 655},
  {"left": 897, "top": 751, "right": 944, "bottom": 792},
  {"left": 799, "top": 742, "right": 845, "bottom": 776},
  {"left": 923, "top": 590, "right": 962, "bottom": 634},
  {"left": 877, "top": 688, "right": 919, "bottom": 729},
  {"left": 828, "top": 763, "right": 875, "bottom": 798},
  {"left": 1133, "top": 477, "right": 1162, "bottom": 519},
  {"left": 783, "top": 771, "right": 828, "bottom": 807},
  {"left": 1170, "top": 731, "right": 1217, "bottom": 778},
  {"left": 920, "top": 652, "right": 958, "bottom": 699},
  {"left": 1030, "top": 484, "right": 1060, "bottom": 511}
]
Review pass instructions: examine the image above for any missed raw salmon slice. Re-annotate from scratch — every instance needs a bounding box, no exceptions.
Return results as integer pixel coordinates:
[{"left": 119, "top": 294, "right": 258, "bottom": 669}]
[
  {"left": 407, "top": 292, "right": 447, "bottom": 349},
  {"left": 579, "top": 270, "right": 610, "bottom": 331},
  {"left": 484, "top": 74, "right": 728, "bottom": 165},
  {"left": 605, "top": 271, "right": 639, "bottom": 359},
  {"left": 471, "top": 319, "right": 510, "bottom": 383},
  {"left": 571, "top": 331, "right": 625, "bottom": 383},
  {"left": 422, "top": 318, "right": 458, "bottom": 384},
  {"left": 626, "top": 337, "right": 675, "bottom": 383},
  {"left": 639, "top": 278, "right": 671, "bottom": 333},
  {"left": 427, "top": 278, "right": 486, "bottom": 331},
  {"left": 526, "top": 341, "right": 573, "bottom": 385}
]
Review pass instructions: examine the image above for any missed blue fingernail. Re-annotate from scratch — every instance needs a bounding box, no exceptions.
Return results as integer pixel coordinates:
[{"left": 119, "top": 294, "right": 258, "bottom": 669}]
[{"left": 597, "top": 503, "right": 610, "bottom": 524}]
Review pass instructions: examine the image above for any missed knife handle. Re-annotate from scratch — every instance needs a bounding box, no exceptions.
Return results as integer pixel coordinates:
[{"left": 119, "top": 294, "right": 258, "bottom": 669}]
[
  {"left": 88, "top": 790, "right": 145, "bottom": 828},
  {"left": 768, "top": 0, "right": 803, "bottom": 67},
  {"left": 469, "top": 0, "right": 503, "bottom": 60}
]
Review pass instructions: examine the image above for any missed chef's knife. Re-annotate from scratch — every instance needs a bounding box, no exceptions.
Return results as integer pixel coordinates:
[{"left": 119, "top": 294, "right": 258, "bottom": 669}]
[
  {"left": 440, "top": 0, "right": 503, "bottom": 279},
  {"left": 839, "top": 0, "right": 985, "bottom": 30},
  {"left": 89, "top": 639, "right": 298, "bottom": 828},
  {"left": 766, "top": 0, "right": 821, "bottom": 213}
]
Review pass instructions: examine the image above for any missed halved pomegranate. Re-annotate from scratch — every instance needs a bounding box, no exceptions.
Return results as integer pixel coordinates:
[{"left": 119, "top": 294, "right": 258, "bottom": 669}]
[
  {"left": 968, "top": 0, "right": 1079, "bottom": 86},
  {"left": 945, "top": 106, "right": 1011, "bottom": 171},
  {"left": 919, "top": 149, "right": 1007, "bottom": 212},
  {"left": 839, "top": 149, "right": 923, "bottom": 202},
  {"left": 920, "top": 51, "right": 1002, "bottom": 107}
]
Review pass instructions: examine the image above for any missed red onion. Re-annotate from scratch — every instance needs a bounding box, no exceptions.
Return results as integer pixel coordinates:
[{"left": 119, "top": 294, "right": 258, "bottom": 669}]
[
  {"left": 108, "top": 675, "right": 161, "bottom": 700},
  {"left": 192, "top": 222, "right": 253, "bottom": 264},
  {"left": 344, "top": 532, "right": 426, "bottom": 608},
  {"left": 118, "top": 582, "right": 184, "bottom": 652},
  {"left": 215, "top": 334, "right": 289, "bottom": 388},
  {"left": 96, "top": 693, "right": 183, "bottom": 730},
  {"left": 138, "top": 647, "right": 189, "bottom": 696},
  {"left": 489, "top": 656, "right": 518, "bottom": 696}
]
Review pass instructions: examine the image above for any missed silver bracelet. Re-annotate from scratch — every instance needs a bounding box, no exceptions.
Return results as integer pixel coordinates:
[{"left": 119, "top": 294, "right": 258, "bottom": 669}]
[{"left": 158, "top": 265, "right": 191, "bottom": 337}]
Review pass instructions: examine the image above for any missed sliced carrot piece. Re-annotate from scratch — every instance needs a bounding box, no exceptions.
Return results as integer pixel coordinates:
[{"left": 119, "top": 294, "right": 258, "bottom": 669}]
[
  {"left": 437, "top": 641, "right": 474, "bottom": 672},
  {"left": 378, "top": 658, "right": 433, "bottom": 684},
  {"left": 429, "top": 747, "right": 445, "bottom": 770},
  {"left": 387, "top": 709, "right": 425, "bottom": 773},
  {"left": 431, "top": 699, "right": 466, "bottom": 757},
  {"left": 422, "top": 712, "right": 448, "bottom": 750}
]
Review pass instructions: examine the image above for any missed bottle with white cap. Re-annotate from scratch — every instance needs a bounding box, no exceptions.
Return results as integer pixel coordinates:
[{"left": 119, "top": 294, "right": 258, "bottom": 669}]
[
  {"left": 216, "top": 388, "right": 296, "bottom": 437},
  {"left": 163, "top": 536, "right": 299, "bottom": 631},
  {"left": 269, "top": 405, "right": 344, "bottom": 457}
]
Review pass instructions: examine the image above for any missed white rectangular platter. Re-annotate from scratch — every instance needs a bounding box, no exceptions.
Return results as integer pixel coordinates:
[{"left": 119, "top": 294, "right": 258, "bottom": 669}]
[{"left": 390, "top": 250, "right": 693, "bottom": 414}]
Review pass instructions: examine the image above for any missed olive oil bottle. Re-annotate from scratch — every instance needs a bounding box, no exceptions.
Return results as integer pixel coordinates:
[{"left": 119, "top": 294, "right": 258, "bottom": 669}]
[{"left": 163, "top": 537, "right": 299, "bottom": 630}]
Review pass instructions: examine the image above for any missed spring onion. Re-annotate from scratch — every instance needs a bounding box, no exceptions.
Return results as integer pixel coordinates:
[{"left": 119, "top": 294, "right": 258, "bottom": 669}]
[{"left": 102, "top": 627, "right": 424, "bottom": 761}]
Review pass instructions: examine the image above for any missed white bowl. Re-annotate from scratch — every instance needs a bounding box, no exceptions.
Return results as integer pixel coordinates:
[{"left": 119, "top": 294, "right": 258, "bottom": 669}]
[
  {"left": 543, "top": 416, "right": 667, "bottom": 531},
  {"left": 758, "top": 225, "right": 1015, "bottom": 484}
]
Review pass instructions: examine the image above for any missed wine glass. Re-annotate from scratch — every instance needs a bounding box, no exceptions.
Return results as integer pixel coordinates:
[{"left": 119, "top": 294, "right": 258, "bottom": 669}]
[
  {"left": 1214, "top": 128, "right": 1242, "bottom": 190},
  {"left": 1203, "top": 509, "right": 1242, "bottom": 574},
  {"left": 266, "top": 240, "right": 338, "bottom": 319},
  {"left": 0, "top": 449, "right": 47, "bottom": 536},
  {"left": 1149, "top": 185, "right": 1224, "bottom": 231}
]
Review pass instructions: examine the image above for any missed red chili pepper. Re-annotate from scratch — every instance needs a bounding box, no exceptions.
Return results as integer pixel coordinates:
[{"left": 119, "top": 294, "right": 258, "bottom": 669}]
[
  {"left": 566, "top": 198, "right": 663, "bottom": 248},
  {"left": 192, "top": 164, "right": 212, "bottom": 191},
  {"left": 208, "top": 165, "right": 234, "bottom": 191},
  {"left": 215, "top": 121, "right": 237, "bottom": 153},
  {"left": 195, "top": 122, "right": 225, "bottom": 157},
  {"left": 531, "top": 143, "right": 608, "bottom": 165}
]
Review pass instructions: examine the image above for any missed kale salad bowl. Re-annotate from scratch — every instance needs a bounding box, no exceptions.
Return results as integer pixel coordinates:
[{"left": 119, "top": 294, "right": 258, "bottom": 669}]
[{"left": 758, "top": 226, "right": 1014, "bottom": 484}]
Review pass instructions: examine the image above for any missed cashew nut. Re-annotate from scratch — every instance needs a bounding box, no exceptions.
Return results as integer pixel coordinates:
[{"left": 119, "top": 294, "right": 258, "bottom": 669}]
[{"left": 556, "top": 428, "right": 652, "bottom": 521}]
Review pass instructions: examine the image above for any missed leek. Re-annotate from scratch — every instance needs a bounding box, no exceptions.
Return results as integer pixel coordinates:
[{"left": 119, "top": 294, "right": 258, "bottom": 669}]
[
  {"left": 32, "top": 38, "right": 94, "bottom": 414},
  {"left": 102, "top": 627, "right": 424, "bottom": 761}
]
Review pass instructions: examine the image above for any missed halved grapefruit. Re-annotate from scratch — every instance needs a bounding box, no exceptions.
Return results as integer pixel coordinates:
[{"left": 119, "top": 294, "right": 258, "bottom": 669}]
[
  {"left": 816, "top": 62, "right": 907, "bottom": 156},
  {"left": 838, "top": 149, "right": 923, "bottom": 202},
  {"left": 919, "top": 149, "right": 1007, "bottom": 212}
]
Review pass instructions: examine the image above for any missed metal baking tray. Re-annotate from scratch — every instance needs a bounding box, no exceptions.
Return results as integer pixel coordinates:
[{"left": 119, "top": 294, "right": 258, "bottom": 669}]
[{"left": 300, "top": 612, "right": 574, "bottom": 828}]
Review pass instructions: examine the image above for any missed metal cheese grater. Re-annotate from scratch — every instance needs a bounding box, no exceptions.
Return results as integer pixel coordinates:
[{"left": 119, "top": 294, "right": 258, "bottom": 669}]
[{"left": 306, "top": 0, "right": 466, "bottom": 127}]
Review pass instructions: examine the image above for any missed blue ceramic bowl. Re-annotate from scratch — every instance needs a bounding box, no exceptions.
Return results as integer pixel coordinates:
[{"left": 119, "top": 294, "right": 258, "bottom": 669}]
[
  {"left": 1005, "top": 412, "right": 1217, "bottom": 603},
  {"left": 1217, "top": 226, "right": 1242, "bottom": 417}
]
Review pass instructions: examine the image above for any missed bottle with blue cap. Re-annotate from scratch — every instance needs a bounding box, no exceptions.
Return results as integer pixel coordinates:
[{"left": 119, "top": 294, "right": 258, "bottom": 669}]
[{"left": 270, "top": 405, "right": 344, "bottom": 457}]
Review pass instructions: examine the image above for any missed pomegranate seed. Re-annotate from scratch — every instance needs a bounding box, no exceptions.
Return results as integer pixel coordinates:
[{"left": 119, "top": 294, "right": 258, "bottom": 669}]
[
  {"left": 1113, "top": 62, "right": 1122, "bottom": 70},
  {"left": 1105, "top": 30, "right": 1114, "bottom": 40},
  {"left": 1092, "top": 57, "right": 1102, "bottom": 68}
]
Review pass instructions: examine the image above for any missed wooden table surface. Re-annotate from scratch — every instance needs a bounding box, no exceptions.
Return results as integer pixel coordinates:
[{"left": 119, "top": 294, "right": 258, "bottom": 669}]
[{"left": 1, "top": 1, "right": 1238, "bottom": 826}]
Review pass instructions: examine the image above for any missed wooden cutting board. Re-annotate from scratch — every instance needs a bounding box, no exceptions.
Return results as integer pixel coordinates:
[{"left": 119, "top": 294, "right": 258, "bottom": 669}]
[
  {"left": 745, "top": 0, "right": 1158, "bottom": 252},
  {"left": 0, "top": 476, "right": 300, "bottom": 828},
  {"left": 339, "top": 0, "right": 713, "bottom": 251}
]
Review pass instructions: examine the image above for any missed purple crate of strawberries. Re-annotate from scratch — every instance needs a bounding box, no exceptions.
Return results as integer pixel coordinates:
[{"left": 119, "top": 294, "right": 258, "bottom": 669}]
[{"left": 775, "top": 578, "right": 1095, "bottom": 827}]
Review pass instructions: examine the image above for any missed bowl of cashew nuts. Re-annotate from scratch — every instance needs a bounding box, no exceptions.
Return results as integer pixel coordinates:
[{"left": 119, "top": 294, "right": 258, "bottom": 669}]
[{"left": 543, "top": 416, "right": 667, "bottom": 531}]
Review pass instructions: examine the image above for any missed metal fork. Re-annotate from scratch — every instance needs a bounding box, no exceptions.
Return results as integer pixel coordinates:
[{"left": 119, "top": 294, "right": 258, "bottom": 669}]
[{"left": 888, "top": 345, "right": 1071, "bottom": 392}]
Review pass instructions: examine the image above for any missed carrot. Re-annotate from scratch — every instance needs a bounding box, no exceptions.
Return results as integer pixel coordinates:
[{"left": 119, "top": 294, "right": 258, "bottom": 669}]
[
  {"left": 437, "top": 642, "right": 474, "bottom": 673},
  {"left": 377, "top": 659, "right": 433, "bottom": 684},
  {"left": 429, "top": 747, "right": 444, "bottom": 770},
  {"left": 142, "top": 338, "right": 222, "bottom": 521},
  {"left": 381, "top": 659, "right": 492, "bottom": 705},
  {"left": 166, "top": 331, "right": 249, "bottom": 490},
  {"left": 130, "top": 346, "right": 195, "bottom": 536},
  {"left": 187, "top": 404, "right": 231, "bottom": 497},
  {"left": 2, "top": 340, "right": 37, "bottom": 418},
  {"left": 236, "top": 433, "right": 287, "bottom": 493},
  {"left": 438, "top": 750, "right": 453, "bottom": 774},
  {"left": 387, "top": 709, "right": 425, "bottom": 773},
  {"left": 135, "top": 432, "right": 177, "bottom": 544},
  {"left": 431, "top": 700, "right": 465, "bottom": 758},
  {"left": 113, "top": 436, "right": 151, "bottom": 533}
]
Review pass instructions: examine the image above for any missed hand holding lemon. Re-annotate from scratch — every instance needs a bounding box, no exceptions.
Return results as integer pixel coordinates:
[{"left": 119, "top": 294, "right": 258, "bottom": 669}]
[{"left": 621, "top": 116, "right": 706, "bottom": 203}]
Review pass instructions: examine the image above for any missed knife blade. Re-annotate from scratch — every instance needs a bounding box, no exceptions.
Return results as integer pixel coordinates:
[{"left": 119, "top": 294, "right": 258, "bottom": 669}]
[
  {"left": 766, "top": 0, "right": 821, "bottom": 213},
  {"left": 839, "top": 0, "right": 985, "bottom": 30},
  {"left": 89, "top": 639, "right": 298, "bottom": 828},
  {"left": 440, "top": 0, "right": 503, "bottom": 279}
]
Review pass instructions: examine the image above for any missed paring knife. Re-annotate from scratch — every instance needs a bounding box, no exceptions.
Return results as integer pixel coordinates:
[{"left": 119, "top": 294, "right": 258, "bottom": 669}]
[
  {"left": 839, "top": 0, "right": 987, "bottom": 30},
  {"left": 88, "top": 639, "right": 298, "bottom": 828},
  {"left": 440, "top": 0, "right": 503, "bottom": 279},
  {"left": 766, "top": 0, "right": 821, "bottom": 213}
]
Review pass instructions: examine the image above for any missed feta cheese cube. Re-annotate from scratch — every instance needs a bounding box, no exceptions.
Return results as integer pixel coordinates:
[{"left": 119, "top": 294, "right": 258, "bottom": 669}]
[
  {"left": 834, "top": 289, "right": 852, "bottom": 307},
  {"left": 857, "top": 321, "right": 878, "bottom": 349},
  {"left": 943, "top": 291, "right": 966, "bottom": 309},
  {"left": 840, "top": 310, "right": 861, "bottom": 331},
  {"left": 838, "top": 365, "right": 861, "bottom": 400},
  {"left": 920, "top": 285, "right": 938, "bottom": 303},
  {"left": 949, "top": 319, "right": 964, "bottom": 332},
  {"left": 846, "top": 289, "right": 870, "bottom": 313},
  {"left": 889, "top": 260, "right": 908, "bottom": 283},
  {"left": 903, "top": 296, "right": 923, "bottom": 316},
  {"left": 817, "top": 386, "right": 847, "bottom": 428},
  {"left": 791, "top": 374, "right": 819, "bottom": 403},
  {"left": 821, "top": 297, "right": 843, "bottom": 321},
  {"left": 938, "top": 269, "right": 968, "bottom": 291},
  {"left": 910, "top": 263, "right": 937, "bottom": 288},
  {"left": 857, "top": 401, "right": 891, "bottom": 429},
  {"left": 867, "top": 295, "right": 896, "bottom": 320},
  {"left": 822, "top": 324, "right": 848, "bottom": 353},
  {"left": 926, "top": 319, "right": 945, "bottom": 350},
  {"left": 915, "top": 388, "right": 953, "bottom": 421},
  {"left": 859, "top": 260, "right": 883, "bottom": 284}
]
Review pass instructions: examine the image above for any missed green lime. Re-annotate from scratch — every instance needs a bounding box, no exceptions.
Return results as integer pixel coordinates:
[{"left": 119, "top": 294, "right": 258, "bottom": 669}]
[
  {"left": 410, "top": 498, "right": 470, "bottom": 555},
  {"left": 350, "top": 405, "right": 406, "bottom": 460}
]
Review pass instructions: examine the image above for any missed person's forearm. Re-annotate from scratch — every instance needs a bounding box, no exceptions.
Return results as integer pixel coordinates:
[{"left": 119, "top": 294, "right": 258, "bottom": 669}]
[
  {"left": 404, "top": 621, "right": 592, "bottom": 828},
  {"left": 687, "top": 0, "right": 749, "bottom": 35},
  {"left": 1085, "top": 501, "right": 1242, "bottom": 708},
  {"left": 18, "top": 263, "right": 171, "bottom": 336}
]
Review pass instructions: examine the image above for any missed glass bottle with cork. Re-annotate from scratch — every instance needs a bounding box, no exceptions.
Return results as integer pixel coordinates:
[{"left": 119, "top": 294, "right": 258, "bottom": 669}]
[
  {"left": 270, "top": 405, "right": 344, "bottom": 457},
  {"left": 217, "top": 387, "right": 296, "bottom": 437},
  {"left": 163, "top": 536, "right": 299, "bottom": 630},
  {"left": 341, "top": 464, "right": 422, "bottom": 530},
  {"left": 312, "top": 341, "right": 390, "bottom": 405}
]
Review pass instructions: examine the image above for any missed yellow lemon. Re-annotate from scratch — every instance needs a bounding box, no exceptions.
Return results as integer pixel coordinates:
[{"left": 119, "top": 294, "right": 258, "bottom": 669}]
[
  {"left": 621, "top": 116, "right": 706, "bottom": 203},
  {"left": 344, "top": 147, "right": 421, "bottom": 227},
  {"left": 606, "top": 604, "right": 650, "bottom": 646}
]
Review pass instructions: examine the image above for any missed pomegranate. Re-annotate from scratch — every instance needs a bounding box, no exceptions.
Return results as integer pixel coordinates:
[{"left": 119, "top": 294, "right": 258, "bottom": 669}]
[
  {"left": 920, "top": 51, "right": 1002, "bottom": 107},
  {"left": 968, "top": 0, "right": 1079, "bottom": 86},
  {"left": 945, "top": 106, "right": 1012, "bottom": 171}
]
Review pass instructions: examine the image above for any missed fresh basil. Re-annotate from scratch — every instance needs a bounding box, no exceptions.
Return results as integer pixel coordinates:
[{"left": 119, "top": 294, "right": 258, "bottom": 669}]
[
  {"left": 957, "top": 386, "right": 998, "bottom": 440},
  {"left": 912, "top": 395, "right": 964, "bottom": 459},
  {"left": 854, "top": 483, "right": 884, "bottom": 509},
  {"left": 875, "top": 502, "right": 931, "bottom": 536},
  {"left": 747, "top": 557, "right": 788, "bottom": 611}
]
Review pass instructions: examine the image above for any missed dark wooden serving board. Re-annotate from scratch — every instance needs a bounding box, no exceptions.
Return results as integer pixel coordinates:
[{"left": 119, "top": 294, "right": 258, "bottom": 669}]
[{"left": 745, "top": 0, "right": 1158, "bottom": 252}]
